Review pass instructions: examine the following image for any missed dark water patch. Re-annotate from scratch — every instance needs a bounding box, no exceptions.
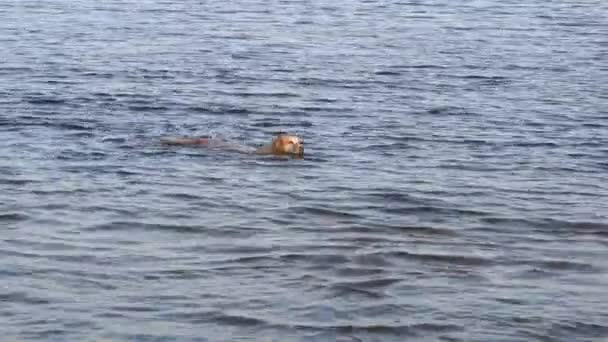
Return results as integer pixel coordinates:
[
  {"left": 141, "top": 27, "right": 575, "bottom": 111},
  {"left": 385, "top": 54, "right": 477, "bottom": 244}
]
[
  {"left": 374, "top": 70, "right": 402, "bottom": 76},
  {"left": 270, "top": 67, "right": 294, "bottom": 73},
  {"left": 291, "top": 206, "right": 364, "bottom": 219},
  {"left": 294, "top": 77, "right": 371, "bottom": 89},
  {"left": 381, "top": 205, "right": 490, "bottom": 218},
  {"left": 363, "top": 142, "right": 410, "bottom": 151},
  {"left": 326, "top": 232, "right": 404, "bottom": 246},
  {"left": 10, "top": 117, "right": 95, "bottom": 131},
  {"left": 334, "top": 267, "right": 388, "bottom": 278},
  {"left": 291, "top": 322, "right": 463, "bottom": 337},
  {"left": 0, "top": 212, "right": 29, "bottom": 222},
  {"left": 165, "top": 310, "right": 267, "bottom": 326},
  {"left": 0, "top": 66, "right": 33, "bottom": 73},
  {"left": 5, "top": 238, "right": 79, "bottom": 252},
  {"left": 333, "top": 278, "right": 401, "bottom": 290},
  {"left": 533, "top": 259, "right": 595, "bottom": 272},
  {"left": 279, "top": 253, "right": 351, "bottom": 266},
  {"left": 31, "top": 188, "right": 92, "bottom": 196},
  {"left": 379, "top": 251, "right": 493, "bottom": 267},
  {"left": 311, "top": 97, "right": 338, "bottom": 103},
  {"left": 101, "top": 136, "right": 127, "bottom": 144},
  {"left": 364, "top": 190, "right": 432, "bottom": 205},
  {"left": 495, "top": 297, "right": 527, "bottom": 305},
  {"left": 110, "top": 305, "right": 161, "bottom": 313},
  {"left": 485, "top": 217, "right": 608, "bottom": 237},
  {"left": 55, "top": 122, "right": 94, "bottom": 131},
  {"left": 21, "top": 329, "right": 69, "bottom": 341},
  {"left": 44, "top": 79, "right": 81, "bottom": 85},
  {"left": 0, "top": 292, "right": 50, "bottom": 305},
  {"left": 24, "top": 97, "right": 67, "bottom": 105},
  {"left": 210, "top": 312, "right": 268, "bottom": 326},
  {"left": 391, "top": 64, "right": 447, "bottom": 70},
  {"left": 457, "top": 75, "right": 508, "bottom": 81},
  {"left": 427, "top": 106, "right": 469, "bottom": 116},
  {"left": 91, "top": 92, "right": 117, "bottom": 99},
  {"left": 0, "top": 178, "right": 36, "bottom": 186},
  {"left": 511, "top": 141, "right": 559, "bottom": 148},
  {"left": 250, "top": 119, "right": 313, "bottom": 128},
  {"left": 128, "top": 105, "right": 169, "bottom": 112},
  {"left": 328, "top": 283, "right": 386, "bottom": 299},
  {"left": 206, "top": 245, "right": 274, "bottom": 255},
  {"left": 188, "top": 105, "right": 252, "bottom": 115},
  {"left": 480, "top": 217, "right": 540, "bottom": 229},
  {"left": 65, "top": 131, "right": 95, "bottom": 138},
  {"left": 377, "top": 224, "right": 458, "bottom": 237},
  {"left": 214, "top": 90, "right": 299, "bottom": 98},
  {"left": 548, "top": 322, "right": 608, "bottom": 340},
  {"left": 162, "top": 192, "right": 205, "bottom": 201},
  {"left": 141, "top": 73, "right": 175, "bottom": 80},
  {"left": 86, "top": 221, "right": 204, "bottom": 234},
  {"left": 81, "top": 72, "right": 114, "bottom": 78},
  {"left": 56, "top": 149, "right": 107, "bottom": 161}
]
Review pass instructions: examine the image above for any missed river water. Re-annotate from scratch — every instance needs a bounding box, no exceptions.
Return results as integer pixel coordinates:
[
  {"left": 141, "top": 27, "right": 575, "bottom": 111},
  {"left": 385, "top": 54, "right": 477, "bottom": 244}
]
[{"left": 1, "top": 1, "right": 607, "bottom": 341}]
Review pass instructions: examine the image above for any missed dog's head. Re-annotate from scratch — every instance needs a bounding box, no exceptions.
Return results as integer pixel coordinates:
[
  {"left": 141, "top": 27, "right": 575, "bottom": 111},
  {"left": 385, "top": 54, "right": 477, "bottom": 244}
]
[{"left": 271, "top": 134, "right": 304, "bottom": 156}]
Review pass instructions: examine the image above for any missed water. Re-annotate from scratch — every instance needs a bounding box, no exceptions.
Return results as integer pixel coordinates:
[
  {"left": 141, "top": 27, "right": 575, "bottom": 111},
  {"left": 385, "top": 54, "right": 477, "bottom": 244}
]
[{"left": 1, "top": 0, "right": 607, "bottom": 341}]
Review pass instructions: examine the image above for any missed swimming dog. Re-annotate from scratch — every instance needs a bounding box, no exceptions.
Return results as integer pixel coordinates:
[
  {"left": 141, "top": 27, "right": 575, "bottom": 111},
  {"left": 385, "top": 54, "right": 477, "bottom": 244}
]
[{"left": 160, "top": 133, "right": 304, "bottom": 156}]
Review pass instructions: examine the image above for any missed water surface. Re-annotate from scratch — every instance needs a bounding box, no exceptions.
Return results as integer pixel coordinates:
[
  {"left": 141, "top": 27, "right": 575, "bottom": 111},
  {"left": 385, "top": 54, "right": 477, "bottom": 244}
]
[{"left": 1, "top": 0, "right": 607, "bottom": 341}]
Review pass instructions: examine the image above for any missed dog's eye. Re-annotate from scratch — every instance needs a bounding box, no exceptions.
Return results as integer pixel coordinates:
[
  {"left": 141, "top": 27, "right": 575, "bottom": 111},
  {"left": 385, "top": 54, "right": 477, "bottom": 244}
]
[{"left": 287, "top": 141, "right": 294, "bottom": 145}]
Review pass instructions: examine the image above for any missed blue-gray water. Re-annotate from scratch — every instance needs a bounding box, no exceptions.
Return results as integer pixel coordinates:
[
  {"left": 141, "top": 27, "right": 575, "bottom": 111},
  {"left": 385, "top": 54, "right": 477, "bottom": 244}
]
[{"left": 1, "top": 1, "right": 607, "bottom": 341}]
